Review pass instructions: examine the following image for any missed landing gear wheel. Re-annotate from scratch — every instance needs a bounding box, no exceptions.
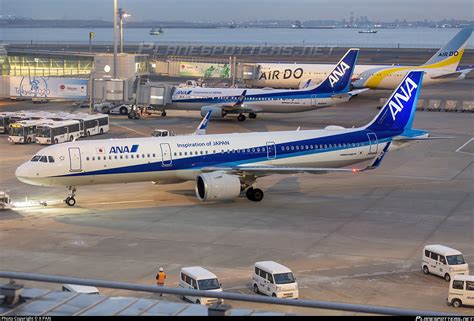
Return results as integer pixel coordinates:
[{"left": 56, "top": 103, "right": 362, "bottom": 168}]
[
  {"left": 54, "top": 138, "right": 59, "bottom": 144},
  {"left": 27, "top": 137, "right": 31, "bottom": 143},
  {"left": 237, "top": 114, "right": 246, "bottom": 122},
  {"left": 65, "top": 197, "right": 76, "bottom": 207},
  {"left": 252, "top": 188, "right": 264, "bottom": 202},
  {"left": 253, "top": 284, "right": 259, "bottom": 294},
  {"left": 161, "top": 111, "right": 167, "bottom": 117},
  {"left": 246, "top": 188, "right": 264, "bottom": 202},
  {"left": 65, "top": 187, "right": 77, "bottom": 207},
  {"left": 249, "top": 112, "right": 257, "bottom": 119}
]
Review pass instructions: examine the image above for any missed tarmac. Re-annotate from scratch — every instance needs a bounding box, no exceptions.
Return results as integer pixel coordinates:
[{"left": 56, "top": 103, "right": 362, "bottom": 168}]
[{"left": 0, "top": 78, "right": 473, "bottom": 315}]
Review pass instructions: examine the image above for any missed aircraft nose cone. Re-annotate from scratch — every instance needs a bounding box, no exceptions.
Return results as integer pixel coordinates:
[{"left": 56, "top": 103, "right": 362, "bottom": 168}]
[{"left": 15, "top": 163, "right": 34, "bottom": 184}]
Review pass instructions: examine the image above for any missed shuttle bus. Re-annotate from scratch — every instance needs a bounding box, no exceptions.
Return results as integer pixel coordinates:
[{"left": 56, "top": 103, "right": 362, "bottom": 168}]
[
  {"left": 0, "top": 112, "right": 15, "bottom": 134},
  {"left": 8, "top": 120, "right": 49, "bottom": 144},
  {"left": 77, "top": 114, "right": 109, "bottom": 137},
  {"left": 36, "top": 120, "right": 82, "bottom": 145}
]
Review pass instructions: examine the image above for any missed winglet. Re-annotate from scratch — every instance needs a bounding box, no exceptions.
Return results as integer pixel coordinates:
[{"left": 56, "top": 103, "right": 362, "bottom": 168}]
[
  {"left": 194, "top": 110, "right": 212, "bottom": 135},
  {"left": 363, "top": 142, "right": 391, "bottom": 171},
  {"left": 234, "top": 90, "right": 247, "bottom": 106}
]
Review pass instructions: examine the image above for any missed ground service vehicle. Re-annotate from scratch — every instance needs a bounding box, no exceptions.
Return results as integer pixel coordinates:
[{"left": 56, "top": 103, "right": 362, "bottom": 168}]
[
  {"left": 253, "top": 261, "right": 299, "bottom": 299},
  {"left": 422, "top": 245, "right": 470, "bottom": 282},
  {"left": 179, "top": 267, "right": 223, "bottom": 305}
]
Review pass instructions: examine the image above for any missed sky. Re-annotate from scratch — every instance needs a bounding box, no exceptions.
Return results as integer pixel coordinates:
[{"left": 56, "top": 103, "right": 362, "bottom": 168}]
[{"left": 1, "top": 0, "right": 473, "bottom": 22}]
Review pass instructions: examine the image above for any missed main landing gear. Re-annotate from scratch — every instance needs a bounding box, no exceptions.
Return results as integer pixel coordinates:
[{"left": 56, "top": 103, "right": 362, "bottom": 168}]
[
  {"left": 64, "top": 186, "right": 77, "bottom": 207},
  {"left": 246, "top": 187, "right": 264, "bottom": 202},
  {"left": 237, "top": 113, "right": 257, "bottom": 121}
]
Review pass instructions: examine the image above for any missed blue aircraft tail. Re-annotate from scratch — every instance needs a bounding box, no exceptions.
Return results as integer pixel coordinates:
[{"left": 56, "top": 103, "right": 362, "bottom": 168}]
[
  {"left": 365, "top": 70, "right": 424, "bottom": 133},
  {"left": 309, "top": 48, "right": 359, "bottom": 94}
]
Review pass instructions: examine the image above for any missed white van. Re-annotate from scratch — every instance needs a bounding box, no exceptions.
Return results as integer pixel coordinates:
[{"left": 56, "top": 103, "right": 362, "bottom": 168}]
[
  {"left": 253, "top": 261, "right": 299, "bottom": 299},
  {"left": 179, "top": 266, "right": 223, "bottom": 305},
  {"left": 448, "top": 275, "right": 474, "bottom": 308},
  {"left": 422, "top": 245, "right": 470, "bottom": 282}
]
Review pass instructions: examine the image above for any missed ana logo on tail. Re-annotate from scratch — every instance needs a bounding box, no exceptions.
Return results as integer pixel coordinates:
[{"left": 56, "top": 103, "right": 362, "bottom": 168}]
[
  {"left": 388, "top": 76, "right": 418, "bottom": 121},
  {"left": 329, "top": 62, "right": 350, "bottom": 88}
]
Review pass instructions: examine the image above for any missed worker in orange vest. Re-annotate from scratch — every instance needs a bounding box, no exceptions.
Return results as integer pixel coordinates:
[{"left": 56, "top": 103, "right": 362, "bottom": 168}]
[{"left": 156, "top": 267, "right": 166, "bottom": 296}]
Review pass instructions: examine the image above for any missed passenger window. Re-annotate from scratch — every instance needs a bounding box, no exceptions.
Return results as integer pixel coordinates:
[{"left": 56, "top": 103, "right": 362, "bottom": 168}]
[
  {"left": 430, "top": 252, "right": 439, "bottom": 261},
  {"left": 440, "top": 256, "right": 446, "bottom": 264},
  {"left": 185, "top": 275, "right": 191, "bottom": 284},
  {"left": 86, "top": 157, "right": 90, "bottom": 161},
  {"left": 131, "top": 155, "right": 134, "bottom": 159},
  {"left": 40, "top": 156, "right": 47, "bottom": 163},
  {"left": 466, "top": 281, "right": 474, "bottom": 291},
  {"left": 181, "top": 273, "right": 185, "bottom": 281},
  {"left": 259, "top": 270, "right": 267, "bottom": 279},
  {"left": 425, "top": 250, "right": 431, "bottom": 257},
  {"left": 452, "top": 280, "right": 464, "bottom": 290},
  {"left": 255, "top": 267, "right": 260, "bottom": 275}
]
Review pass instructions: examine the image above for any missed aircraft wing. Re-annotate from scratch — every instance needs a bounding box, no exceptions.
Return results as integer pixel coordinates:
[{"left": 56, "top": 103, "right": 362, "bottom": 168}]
[
  {"left": 202, "top": 142, "right": 391, "bottom": 177},
  {"left": 330, "top": 88, "right": 369, "bottom": 99},
  {"left": 202, "top": 90, "right": 261, "bottom": 113},
  {"left": 430, "top": 69, "right": 473, "bottom": 80}
]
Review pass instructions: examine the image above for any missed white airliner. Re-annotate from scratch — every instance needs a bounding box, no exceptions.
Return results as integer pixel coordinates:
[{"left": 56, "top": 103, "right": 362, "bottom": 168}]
[
  {"left": 167, "top": 49, "right": 365, "bottom": 121},
  {"left": 245, "top": 28, "right": 472, "bottom": 90},
  {"left": 16, "top": 71, "right": 433, "bottom": 207}
]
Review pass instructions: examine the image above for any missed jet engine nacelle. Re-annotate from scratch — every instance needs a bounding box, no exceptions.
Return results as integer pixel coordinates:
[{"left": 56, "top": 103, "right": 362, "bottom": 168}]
[
  {"left": 200, "top": 106, "right": 227, "bottom": 118},
  {"left": 195, "top": 172, "right": 241, "bottom": 201}
]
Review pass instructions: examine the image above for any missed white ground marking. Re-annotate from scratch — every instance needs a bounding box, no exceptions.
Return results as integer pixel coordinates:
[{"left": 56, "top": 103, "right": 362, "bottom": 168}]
[{"left": 455, "top": 137, "right": 474, "bottom": 155}]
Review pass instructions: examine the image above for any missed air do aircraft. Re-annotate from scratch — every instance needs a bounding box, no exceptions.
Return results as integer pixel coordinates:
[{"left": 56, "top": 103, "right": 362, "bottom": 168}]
[
  {"left": 168, "top": 48, "right": 365, "bottom": 121},
  {"left": 245, "top": 28, "right": 472, "bottom": 90},
  {"left": 16, "top": 70, "right": 437, "bottom": 206}
]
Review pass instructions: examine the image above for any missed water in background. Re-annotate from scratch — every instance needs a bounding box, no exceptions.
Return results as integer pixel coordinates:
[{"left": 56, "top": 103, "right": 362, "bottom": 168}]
[{"left": 1, "top": 27, "right": 473, "bottom": 48}]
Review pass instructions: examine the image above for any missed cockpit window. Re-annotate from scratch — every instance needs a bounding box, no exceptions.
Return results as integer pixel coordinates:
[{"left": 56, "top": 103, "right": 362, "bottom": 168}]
[
  {"left": 39, "top": 156, "right": 48, "bottom": 163},
  {"left": 31, "top": 155, "right": 41, "bottom": 162},
  {"left": 48, "top": 156, "right": 55, "bottom": 163}
]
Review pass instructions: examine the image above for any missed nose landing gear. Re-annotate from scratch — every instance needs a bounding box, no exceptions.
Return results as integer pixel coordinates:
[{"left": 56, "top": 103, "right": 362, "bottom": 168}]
[{"left": 64, "top": 186, "right": 77, "bottom": 207}]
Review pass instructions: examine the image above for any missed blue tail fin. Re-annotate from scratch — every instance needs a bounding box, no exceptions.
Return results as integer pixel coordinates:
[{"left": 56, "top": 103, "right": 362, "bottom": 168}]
[
  {"left": 366, "top": 70, "right": 424, "bottom": 133},
  {"left": 310, "top": 48, "right": 359, "bottom": 93}
]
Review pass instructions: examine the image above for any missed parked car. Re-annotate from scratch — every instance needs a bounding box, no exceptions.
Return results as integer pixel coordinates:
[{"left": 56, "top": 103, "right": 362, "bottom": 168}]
[{"left": 32, "top": 97, "right": 49, "bottom": 104}]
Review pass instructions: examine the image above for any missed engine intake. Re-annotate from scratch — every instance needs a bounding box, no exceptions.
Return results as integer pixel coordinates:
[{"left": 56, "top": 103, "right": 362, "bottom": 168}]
[{"left": 195, "top": 172, "right": 241, "bottom": 201}]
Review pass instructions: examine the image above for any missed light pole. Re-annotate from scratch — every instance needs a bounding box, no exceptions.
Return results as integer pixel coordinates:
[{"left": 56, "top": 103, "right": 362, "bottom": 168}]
[
  {"left": 118, "top": 8, "right": 130, "bottom": 54},
  {"left": 113, "top": 0, "right": 118, "bottom": 79}
]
